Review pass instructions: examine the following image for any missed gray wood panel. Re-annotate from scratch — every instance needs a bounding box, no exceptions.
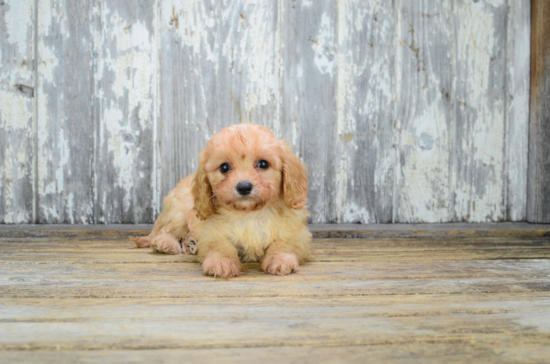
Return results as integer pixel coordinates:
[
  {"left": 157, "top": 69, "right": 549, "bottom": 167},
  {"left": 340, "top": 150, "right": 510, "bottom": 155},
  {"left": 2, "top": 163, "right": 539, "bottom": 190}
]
[
  {"left": 0, "top": 0, "right": 35, "bottom": 224},
  {"left": 528, "top": 0, "right": 550, "bottom": 223},
  {"left": 93, "top": 0, "right": 158, "bottom": 223},
  {"left": 35, "top": 0, "right": 95, "bottom": 223},
  {"left": 329, "top": 0, "right": 394, "bottom": 223},
  {"left": 506, "top": 0, "right": 530, "bottom": 221},
  {"left": 283, "top": 0, "right": 336, "bottom": 223},
  {"left": 394, "top": 0, "right": 455, "bottom": 223},
  {"left": 0, "top": 0, "right": 535, "bottom": 224},
  {"left": 453, "top": 0, "right": 508, "bottom": 222},
  {"left": 159, "top": 0, "right": 282, "bottom": 201}
]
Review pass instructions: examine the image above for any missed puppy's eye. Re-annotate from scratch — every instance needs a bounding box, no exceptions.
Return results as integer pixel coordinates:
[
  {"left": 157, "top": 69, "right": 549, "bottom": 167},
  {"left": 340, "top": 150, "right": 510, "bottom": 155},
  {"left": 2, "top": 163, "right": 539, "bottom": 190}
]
[
  {"left": 257, "top": 160, "right": 269, "bottom": 169},
  {"left": 220, "top": 163, "right": 231, "bottom": 173}
]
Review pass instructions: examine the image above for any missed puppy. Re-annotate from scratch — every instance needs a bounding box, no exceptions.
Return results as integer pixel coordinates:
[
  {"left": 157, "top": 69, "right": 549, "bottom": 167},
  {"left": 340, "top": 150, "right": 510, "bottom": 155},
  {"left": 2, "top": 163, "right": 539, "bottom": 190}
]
[{"left": 131, "top": 124, "right": 312, "bottom": 278}]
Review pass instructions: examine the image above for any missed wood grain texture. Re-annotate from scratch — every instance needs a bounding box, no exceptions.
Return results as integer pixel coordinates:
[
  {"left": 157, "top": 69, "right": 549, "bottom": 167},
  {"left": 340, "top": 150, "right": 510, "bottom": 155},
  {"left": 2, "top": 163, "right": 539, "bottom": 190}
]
[
  {"left": 2, "top": 344, "right": 550, "bottom": 364},
  {"left": 332, "top": 0, "right": 394, "bottom": 223},
  {"left": 36, "top": 0, "right": 95, "bottom": 223},
  {"left": 0, "top": 230, "right": 549, "bottom": 362},
  {"left": 528, "top": 0, "right": 550, "bottom": 223},
  {"left": 394, "top": 0, "right": 455, "bottom": 223},
  {"left": 0, "top": 1, "right": 535, "bottom": 224},
  {"left": 93, "top": 0, "right": 158, "bottom": 223},
  {"left": 282, "top": 0, "right": 336, "bottom": 223},
  {"left": 453, "top": 0, "right": 508, "bottom": 222},
  {"left": 0, "top": 0, "right": 35, "bottom": 224},
  {"left": 506, "top": 0, "right": 530, "bottom": 221},
  {"left": 159, "top": 0, "right": 282, "bottom": 201}
]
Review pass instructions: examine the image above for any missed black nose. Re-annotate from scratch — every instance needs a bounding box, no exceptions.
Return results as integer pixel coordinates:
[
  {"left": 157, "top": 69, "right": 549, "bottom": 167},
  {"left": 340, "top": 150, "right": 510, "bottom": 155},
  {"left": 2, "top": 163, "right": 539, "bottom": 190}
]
[{"left": 236, "top": 181, "right": 253, "bottom": 196}]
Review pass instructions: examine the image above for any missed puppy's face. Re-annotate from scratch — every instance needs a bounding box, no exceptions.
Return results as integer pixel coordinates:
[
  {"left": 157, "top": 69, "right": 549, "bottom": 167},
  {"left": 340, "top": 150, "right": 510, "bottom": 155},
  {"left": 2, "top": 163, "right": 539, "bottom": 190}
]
[{"left": 192, "top": 124, "right": 308, "bottom": 220}]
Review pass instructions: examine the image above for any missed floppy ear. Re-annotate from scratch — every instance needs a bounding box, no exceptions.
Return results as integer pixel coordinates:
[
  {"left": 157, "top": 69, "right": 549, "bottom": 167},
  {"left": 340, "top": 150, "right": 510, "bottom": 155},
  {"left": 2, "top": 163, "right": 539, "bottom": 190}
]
[
  {"left": 281, "top": 143, "right": 309, "bottom": 209},
  {"left": 192, "top": 153, "right": 214, "bottom": 220}
]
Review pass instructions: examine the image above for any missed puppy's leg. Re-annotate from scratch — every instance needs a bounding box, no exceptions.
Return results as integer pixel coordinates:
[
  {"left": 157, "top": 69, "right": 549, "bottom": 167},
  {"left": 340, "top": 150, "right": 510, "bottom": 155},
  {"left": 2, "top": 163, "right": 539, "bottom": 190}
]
[
  {"left": 201, "top": 241, "right": 242, "bottom": 278},
  {"left": 130, "top": 235, "right": 152, "bottom": 248},
  {"left": 262, "top": 229, "right": 312, "bottom": 276},
  {"left": 150, "top": 228, "right": 182, "bottom": 255}
]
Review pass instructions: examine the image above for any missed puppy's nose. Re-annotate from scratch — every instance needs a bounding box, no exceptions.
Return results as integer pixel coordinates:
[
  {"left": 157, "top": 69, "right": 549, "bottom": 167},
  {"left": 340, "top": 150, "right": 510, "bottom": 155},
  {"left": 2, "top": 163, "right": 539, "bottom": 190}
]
[{"left": 236, "top": 181, "right": 253, "bottom": 196}]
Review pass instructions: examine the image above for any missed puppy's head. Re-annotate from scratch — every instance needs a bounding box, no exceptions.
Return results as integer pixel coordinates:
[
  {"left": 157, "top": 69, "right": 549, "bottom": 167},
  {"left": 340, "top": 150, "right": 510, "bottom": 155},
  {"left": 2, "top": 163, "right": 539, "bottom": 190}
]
[{"left": 192, "top": 124, "right": 308, "bottom": 220}]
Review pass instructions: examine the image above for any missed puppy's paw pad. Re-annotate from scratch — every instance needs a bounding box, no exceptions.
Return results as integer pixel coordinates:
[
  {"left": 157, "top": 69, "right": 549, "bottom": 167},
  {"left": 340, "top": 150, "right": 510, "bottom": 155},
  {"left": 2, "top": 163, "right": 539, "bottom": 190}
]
[
  {"left": 202, "top": 253, "right": 243, "bottom": 278},
  {"left": 180, "top": 234, "right": 198, "bottom": 255},
  {"left": 150, "top": 234, "right": 182, "bottom": 255},
  {"left": 262, "top": 252, "right": 300, "bottom": 276}
]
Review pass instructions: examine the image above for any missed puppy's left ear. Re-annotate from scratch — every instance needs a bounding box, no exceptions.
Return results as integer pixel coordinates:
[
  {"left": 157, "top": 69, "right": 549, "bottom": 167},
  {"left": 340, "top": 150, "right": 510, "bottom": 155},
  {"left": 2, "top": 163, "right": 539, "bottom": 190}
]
[
  {"left": 192, "top": 152, "right": 214, "bottom": 220},
  {"left": 280, "top": 142, "right": 308, "bottom": 209}
]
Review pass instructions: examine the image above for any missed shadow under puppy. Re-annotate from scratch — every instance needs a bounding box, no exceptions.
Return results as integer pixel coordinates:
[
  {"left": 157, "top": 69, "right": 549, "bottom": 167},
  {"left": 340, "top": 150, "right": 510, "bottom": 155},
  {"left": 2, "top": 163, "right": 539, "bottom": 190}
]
[{"left": 131, "top": 124, "right": 312, "bottom": 278}]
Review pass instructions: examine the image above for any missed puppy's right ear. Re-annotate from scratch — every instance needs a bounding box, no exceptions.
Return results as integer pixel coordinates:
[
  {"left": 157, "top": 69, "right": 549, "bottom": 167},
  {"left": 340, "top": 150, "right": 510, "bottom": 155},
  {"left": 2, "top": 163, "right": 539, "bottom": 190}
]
[{"left": 192, "top": 153, "right": 214, "bottom": 220}]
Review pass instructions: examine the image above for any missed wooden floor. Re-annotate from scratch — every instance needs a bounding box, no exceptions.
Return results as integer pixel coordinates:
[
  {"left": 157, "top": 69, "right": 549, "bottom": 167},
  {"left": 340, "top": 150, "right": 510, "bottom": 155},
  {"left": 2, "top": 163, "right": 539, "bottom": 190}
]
[{"left": 1, "top": 226, "right": 550, "bottom": 363}]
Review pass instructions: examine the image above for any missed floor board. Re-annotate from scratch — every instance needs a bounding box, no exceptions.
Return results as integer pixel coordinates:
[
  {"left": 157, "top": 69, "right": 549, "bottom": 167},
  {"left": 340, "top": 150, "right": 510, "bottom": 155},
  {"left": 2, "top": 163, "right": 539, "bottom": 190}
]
[{"left": 0, "top": 229, "right": 549, "bottom": 363}]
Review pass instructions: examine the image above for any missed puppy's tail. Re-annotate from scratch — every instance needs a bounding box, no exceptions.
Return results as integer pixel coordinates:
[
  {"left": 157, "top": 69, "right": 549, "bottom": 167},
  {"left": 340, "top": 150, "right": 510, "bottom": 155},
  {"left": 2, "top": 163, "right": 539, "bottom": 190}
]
[{"left": 130, "top": 236, "right": 152, "bottom": 248}]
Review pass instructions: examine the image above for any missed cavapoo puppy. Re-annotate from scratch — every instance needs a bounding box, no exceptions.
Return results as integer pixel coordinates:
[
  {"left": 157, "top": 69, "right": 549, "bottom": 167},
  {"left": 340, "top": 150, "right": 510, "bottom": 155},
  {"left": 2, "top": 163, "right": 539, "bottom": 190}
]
[{"left": 131, "top": 124, "right": 312, "bottom": 278}]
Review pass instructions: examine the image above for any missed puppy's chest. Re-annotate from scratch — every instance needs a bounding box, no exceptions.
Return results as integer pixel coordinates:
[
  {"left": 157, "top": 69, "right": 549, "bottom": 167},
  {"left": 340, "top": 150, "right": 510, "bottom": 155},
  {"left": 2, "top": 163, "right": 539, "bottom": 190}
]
[{"left": 225, "top": 216, "right": 278, "bottom": 261}]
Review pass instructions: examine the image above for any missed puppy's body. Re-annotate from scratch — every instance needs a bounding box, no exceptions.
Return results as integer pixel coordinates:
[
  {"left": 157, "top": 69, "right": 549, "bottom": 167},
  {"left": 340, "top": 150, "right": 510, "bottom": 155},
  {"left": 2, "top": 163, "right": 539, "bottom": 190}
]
[{"left": 132, "top": 124, "right": 312, "bottom": 278}]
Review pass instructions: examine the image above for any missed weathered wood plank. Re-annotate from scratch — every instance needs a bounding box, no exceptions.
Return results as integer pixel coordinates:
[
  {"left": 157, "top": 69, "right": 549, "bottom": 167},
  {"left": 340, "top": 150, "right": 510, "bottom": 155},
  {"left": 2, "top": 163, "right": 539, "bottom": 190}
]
[
  {"left": 3, "top": 235, "right": 550, "bottom": 250},
  {"left": 0, "top": 295, "right": 549, "bottom": 351},
  {"left": 282, "top": 0, "right": 336, "bottom": 223},
  {"left": 506, "top": 0, "right": 530, "bottom": 221},
  {"left": 331, "top": 0, "right": 394, "bottom": 223},
  {"left": 1, "top": 232, "right": 549, "bottom": 362},
  {"left": 1, "top": 236, "right": 549, "bottom": 298},
  {"left": 3, "top": 293, "right": 549, "bottom": 322},
  {"left": 528, "top": 0, "right": 550, "bottom": 223},
  {"left": 0, "top": 1, "right": 536, "bottom": 224},
  {"left": 2, "top": 237, "right": 549, "bottom": 264},
  {"left": 159, "top": 0, "right": 282, "bottom": 201},
  {"left": 394, "top": 0, "right": 455, "bottom": 223},
  {"left": 0, "top": 0, "right": 35, "bottom": 224},
  {"left": 453, "top": 0, "right": 508, "bottom": 222},
  {"left": 36, "top": 0, "right": 95, "bottom": 223},
  {"left": 1, "top": 258, "right": 549, "bottom": 282},
  {"left": 2, "top": 344, "right": 549, "bottom": 364},
  {"left": 93, "top": 0, "right": 158, "bottom": 223}
]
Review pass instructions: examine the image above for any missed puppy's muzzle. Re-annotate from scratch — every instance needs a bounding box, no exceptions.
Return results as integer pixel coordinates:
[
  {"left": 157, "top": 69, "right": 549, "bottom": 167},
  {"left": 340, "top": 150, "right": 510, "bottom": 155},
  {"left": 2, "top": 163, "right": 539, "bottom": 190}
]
[{"left": 236, "top": 181, "right": 253, "bottom": 196}]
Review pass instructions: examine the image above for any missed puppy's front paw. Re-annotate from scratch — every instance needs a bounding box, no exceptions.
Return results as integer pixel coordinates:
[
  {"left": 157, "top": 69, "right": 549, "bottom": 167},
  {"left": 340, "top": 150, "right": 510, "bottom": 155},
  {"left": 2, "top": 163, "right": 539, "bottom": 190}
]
[
  {"left": 150, "top": 231, "right": 182, "bottom": 255},
  {"left": 262, "top": 252, "right": 300, "bottom": 276},
  {"left": 202, "top": 252, "right": 242, "bottom": 278}
]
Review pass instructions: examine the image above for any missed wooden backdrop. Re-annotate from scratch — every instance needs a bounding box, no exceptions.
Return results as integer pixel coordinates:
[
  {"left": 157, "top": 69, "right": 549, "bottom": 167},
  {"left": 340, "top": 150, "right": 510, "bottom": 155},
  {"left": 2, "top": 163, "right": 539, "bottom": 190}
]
[{"left": 0, "top": 0, "right": 532, "bottom": 224}]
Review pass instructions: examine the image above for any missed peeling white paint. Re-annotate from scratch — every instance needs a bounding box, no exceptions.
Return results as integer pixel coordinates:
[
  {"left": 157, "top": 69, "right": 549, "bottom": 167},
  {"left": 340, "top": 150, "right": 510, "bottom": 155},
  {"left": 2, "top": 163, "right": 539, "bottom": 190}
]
[
  {"left": 102, "top": 107, "right": 136, "bottom": 211},
  {"left": 36, "top": 0, "right": 62, "bottom": 209},
  {"left": 454, "top": 1, "right": 506, "bottom": 222},
  {"left": 342, "top": 204, "right": 371, "bottom": 224},
  {"left": 506, "top": 0, "right": 530, "bottom": 221},
  {"left": 0, "top": 0, "right": 35, "bottom": 224},
  {"left": 398, "top": 103, "right": 451, "bottom": 222},
  {"left": 0, "top": 90, "right": 30, "bottom": 130},
  {"left": 312, "top": 13, "right": 336, "bottom": 76},
  {"left": 0, "top": 0, "right": 533, "bottom": 224},
  {"left": 335, "top": 1, "right": 357, "bottom": 222},
  {"left": 4, "top": 0, "right": 34, "bottom": 60},
  {"left": 90, "top": 2, "right": 161, "bottom": 222}
]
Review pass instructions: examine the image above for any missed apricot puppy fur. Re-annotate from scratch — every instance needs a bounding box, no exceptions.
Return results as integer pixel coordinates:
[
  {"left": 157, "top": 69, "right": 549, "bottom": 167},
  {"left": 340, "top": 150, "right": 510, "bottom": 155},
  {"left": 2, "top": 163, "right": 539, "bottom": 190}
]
[{"left": 131, "top": 124, "right": 312, "bottom": 278}]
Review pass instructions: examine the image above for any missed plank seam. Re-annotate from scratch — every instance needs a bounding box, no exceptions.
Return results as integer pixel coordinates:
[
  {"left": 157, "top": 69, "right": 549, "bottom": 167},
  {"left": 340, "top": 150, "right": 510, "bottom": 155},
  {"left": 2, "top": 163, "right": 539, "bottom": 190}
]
[
  {"left": 92, "top": 0, "right": 100, "bottom": 224},
  {"left": 31, "top": 0, "right": 39, "bottom": 224},
  {"left": 1, "top": 333, "right": 550, "bottom": 352},
  {"left": 152, "top": 0, "right": 161, "bottom": 221},
  {"left": 503, "top": 0, "right": 511, "bottom": 221}
]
